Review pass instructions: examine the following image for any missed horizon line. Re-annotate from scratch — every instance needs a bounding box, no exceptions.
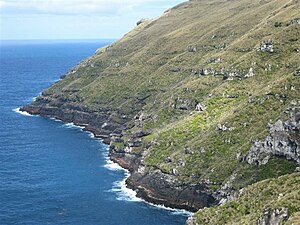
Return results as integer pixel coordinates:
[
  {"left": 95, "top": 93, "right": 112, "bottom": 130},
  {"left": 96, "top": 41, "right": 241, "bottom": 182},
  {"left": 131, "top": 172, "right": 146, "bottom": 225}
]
[{"left": 0, "top": 38, "right": 117, "bottom": 42}]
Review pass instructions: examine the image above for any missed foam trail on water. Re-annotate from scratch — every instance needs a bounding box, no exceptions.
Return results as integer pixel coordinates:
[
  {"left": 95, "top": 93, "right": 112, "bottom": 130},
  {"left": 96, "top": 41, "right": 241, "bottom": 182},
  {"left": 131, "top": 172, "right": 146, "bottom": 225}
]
[
  {"left": 41, "top": 114, "right": 193, "bottom": 216},
  {"left": 111, "top": 174, "right": 142, "bottom": 202},
  {"left": 62, "top": 122, "right": 76, "bottom": 129},
  {"left": 103, "top": 155, "right": 141, "bottom": 201},
  {"left": 88, "top": 132, "right": 95, "bottom": 138},
  {"left": 147, "top": 202, "right": 193, "bottom": 216},
  {"left": 13, "top": 108, "right": 33, "bottom": 117},
  {"left": 108, "top": 172, "right": 142, "bottom": 202},
  {"left": 61, "top": 122, "right": 85, "bottom": 130},
  {"left": 103, "top": 156, "right": 125, "bottom": 172}
]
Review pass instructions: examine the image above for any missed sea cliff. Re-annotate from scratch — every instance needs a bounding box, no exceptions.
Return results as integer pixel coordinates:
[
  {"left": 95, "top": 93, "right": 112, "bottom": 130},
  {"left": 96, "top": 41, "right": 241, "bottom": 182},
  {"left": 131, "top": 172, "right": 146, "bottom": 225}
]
[{"left": 22, "top": 0, "right": 300, "bottom": 224}]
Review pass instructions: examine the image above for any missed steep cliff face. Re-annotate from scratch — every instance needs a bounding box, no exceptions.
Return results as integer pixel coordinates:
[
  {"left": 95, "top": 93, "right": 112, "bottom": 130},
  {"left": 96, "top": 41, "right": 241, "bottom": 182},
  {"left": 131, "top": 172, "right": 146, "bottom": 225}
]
[
  {"left": 245, "top": 102, "right": 300, "bottom": 165},
  {"left": 22, "top": 0, "right": 300, "bottom": 223}
]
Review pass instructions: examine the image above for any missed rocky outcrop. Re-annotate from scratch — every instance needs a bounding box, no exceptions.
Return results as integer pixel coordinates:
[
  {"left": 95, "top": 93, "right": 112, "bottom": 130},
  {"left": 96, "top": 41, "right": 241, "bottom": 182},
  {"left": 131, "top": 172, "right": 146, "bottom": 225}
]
[
  {"left": 109, "top": 150, "right": 141, "bottom": 172},
  {"left": 137, "top": 18, "right": 147, "bottom": 26},
  {"left": 245, "top": 102, "right": 300, "bottom": 165},
  {"left": 171, "top": 97, "right": 199, "bottom": 110},
  {"left": 187, "top": 46, "right": 197, "bottom": 53},
  {"left": 192, "top": 67, "right": 256, "bottom": 80},
  {"left": 20, "top": 96, "right": 129, "bottom": 144},
  {"left": 257, "top": 208, "right": 289, "bottom": 225},
  {"left": 259, "top": 40, "right": 274, "bottom": 53},
  {"left": 22, "top": 94, "right": 218, "bottom": 212},
  {"left": 126, "top": 169, "right": 216, "bottom": 212}
]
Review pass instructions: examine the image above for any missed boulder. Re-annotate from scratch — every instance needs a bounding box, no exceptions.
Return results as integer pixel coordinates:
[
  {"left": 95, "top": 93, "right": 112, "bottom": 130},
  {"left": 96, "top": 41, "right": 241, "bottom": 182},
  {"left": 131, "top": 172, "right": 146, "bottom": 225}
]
[
  {"left": 259, "top": 40, "right": 274, "bottom": 53},
  {"left": 187, "top": 46, "right": 197, "bottom": 52},
  {"left": 293, "top": 69, "right": 300, "bottom": 76}
]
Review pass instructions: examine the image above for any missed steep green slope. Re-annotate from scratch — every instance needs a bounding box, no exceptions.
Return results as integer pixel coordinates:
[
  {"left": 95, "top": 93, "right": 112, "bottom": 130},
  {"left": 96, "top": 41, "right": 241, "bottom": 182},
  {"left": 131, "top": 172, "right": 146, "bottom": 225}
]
[
  {"left": 23, "top": 0, "right": 300, "bottom": 223},
  {"left": 191, "top": 173, "right": 300, "bottom": 225}
]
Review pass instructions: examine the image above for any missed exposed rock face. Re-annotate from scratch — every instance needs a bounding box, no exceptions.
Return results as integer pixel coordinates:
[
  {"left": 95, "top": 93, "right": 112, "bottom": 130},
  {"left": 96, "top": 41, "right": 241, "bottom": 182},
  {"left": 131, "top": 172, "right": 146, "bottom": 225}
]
[
  {"left": 257, "top": 208, "right": 289, "bottom": 225},
  {"left": 193, "top": 66, "right": 256, "bottom": 80},
  {"left": 214, "top": 173, "right": 239, "bottom": 205},
  {"left": 22, "top": 95, "right": 217, "bottom": 211},
  {"left": 172, "top": 97, "right": 199, "bottom": 110},
  {"left": 126, "top": 169, "right": 216, "bottom": 212},
  {"left": 109, "top": 150, "right": 141, "bottom": 172},
  {"left": 20, "top": 96, "right": 129, "bottom": 144},
  {"left": 245, "top": 102, "right": 300, "bottom": 165}
]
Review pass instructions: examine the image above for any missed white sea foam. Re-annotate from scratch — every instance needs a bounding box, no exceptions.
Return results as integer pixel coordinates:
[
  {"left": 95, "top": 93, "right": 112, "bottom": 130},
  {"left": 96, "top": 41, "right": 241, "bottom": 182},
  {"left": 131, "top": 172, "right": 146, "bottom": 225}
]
[
  {"left": 61, "top": 122, "right": 85, "bottom": 131},
  {"left": 103, "top": 155, "right": 140, "bottom": 201},
  {"left": 50, "top": 118, "right": 192, "bottom": 216},
  {"left": 109, "top": 173, "right": 142, "bottom": 202},
  {"left": 13, "top": 108, "right": 34, "bottom": 117},
  {"left": 88, "top": 132, "right": 95, "bottom": 138},
  {"left": 49, "top": 117, "right": 62, "bottom": 122},
  {"left": 62, "top": 122, "right": 76, "bottom": 128},
  {"left": 103, "top": 156, "right": 125, "bottom": 171},
  {"left": 147, "top": 202, "right": 193, "bottom": 216},
  {"left": 103, "top": 155, "right": 193, "bottom": 215}
]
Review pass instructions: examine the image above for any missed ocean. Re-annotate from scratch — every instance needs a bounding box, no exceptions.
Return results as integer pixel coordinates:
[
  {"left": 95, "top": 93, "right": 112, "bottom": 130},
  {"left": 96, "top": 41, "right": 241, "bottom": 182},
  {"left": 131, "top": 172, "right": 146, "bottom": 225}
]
[{"left": 0, "top": 40, "right": 189, "bottom": 225}]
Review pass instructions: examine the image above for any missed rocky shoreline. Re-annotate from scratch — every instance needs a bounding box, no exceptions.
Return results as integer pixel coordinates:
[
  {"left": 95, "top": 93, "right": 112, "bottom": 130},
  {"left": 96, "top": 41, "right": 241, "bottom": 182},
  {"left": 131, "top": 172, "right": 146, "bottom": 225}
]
[
  {"left": 20, "top": 91, "right": 300, "bottom": 216},
  {"left": 20, "top": 98, "right": 217, "bottom": 212}
]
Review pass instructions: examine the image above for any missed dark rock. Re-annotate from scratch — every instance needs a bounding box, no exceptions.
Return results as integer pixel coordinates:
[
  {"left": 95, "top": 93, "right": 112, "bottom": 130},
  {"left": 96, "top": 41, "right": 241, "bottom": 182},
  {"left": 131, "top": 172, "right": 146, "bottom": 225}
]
[
  {"left": 126, "top": 169, "right": 216, "bottom": 211},
  {"left": 110, "top": 151, "right": 140, "bottom": 172},
  {"left": 133, "top": 131, "right": 150, "bottom": 138},
  {"left": 60, "top": 74, "right": 67, "bottom": 79},
  {"left": 128, "top": 138, "right": 142, "bottom": 147},
  {"left": 172, "top": 97, "right": 198, "bottom": 110},
  {"left": 137, "top": 19, "right": 146, "bottom": 26}
]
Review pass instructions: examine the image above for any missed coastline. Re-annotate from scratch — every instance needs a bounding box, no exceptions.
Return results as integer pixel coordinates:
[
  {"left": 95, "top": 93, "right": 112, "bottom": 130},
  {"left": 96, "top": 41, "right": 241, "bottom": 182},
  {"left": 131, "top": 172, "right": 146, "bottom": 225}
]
[
  {"left": 16, "top": 106, "right": 194, "bottom": 216},
  {"left": 20, "top": 102, "right": 217, "bottom": 212}
]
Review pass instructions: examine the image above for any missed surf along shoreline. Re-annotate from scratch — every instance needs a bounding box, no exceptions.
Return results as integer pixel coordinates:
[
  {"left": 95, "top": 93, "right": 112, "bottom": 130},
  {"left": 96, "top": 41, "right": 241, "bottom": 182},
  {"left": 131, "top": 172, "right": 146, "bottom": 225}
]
[{"left": 18, "top": 105, "right": 193, "bottom": 216}]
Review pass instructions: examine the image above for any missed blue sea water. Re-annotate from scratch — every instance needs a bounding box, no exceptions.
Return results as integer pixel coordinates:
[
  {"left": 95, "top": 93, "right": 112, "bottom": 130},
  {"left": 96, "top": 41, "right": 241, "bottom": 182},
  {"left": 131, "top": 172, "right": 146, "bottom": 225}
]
[{"left": 0, "top": 40, "right": 189, "bottom": 225}]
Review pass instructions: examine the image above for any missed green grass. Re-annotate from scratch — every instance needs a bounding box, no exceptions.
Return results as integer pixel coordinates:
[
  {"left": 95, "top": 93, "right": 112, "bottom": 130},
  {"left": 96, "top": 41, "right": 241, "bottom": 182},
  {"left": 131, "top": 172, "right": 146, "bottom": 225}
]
[
  {"left": 193, "top": 173, "right": 300, "bottom": 225},
  {"left": 34, "top": 0, "right": 300, "bottom": 223}
]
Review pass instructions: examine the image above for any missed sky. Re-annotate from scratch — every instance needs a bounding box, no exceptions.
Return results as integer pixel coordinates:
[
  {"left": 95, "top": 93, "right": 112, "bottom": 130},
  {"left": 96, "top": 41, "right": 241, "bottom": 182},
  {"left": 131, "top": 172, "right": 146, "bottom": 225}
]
[{"left": 0, "top": 0, "right": 184, "bottom": 40}]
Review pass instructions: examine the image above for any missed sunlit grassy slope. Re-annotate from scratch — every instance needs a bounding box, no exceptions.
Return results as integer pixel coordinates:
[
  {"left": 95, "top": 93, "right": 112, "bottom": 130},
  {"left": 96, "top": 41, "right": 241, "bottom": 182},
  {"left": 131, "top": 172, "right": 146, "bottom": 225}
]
[{"left": 43, "top": 0, "right": 300, "bottom": 222}]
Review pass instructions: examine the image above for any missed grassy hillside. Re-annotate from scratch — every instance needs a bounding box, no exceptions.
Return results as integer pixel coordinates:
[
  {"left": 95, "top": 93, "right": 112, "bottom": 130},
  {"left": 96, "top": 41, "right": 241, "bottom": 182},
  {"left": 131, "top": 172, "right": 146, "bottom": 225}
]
[
  {"left": 32, "top": 0, "right": 300, "bottom": 223},
  {"left": 192, "top": 173, "right": 300, "bottom": 224}
]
